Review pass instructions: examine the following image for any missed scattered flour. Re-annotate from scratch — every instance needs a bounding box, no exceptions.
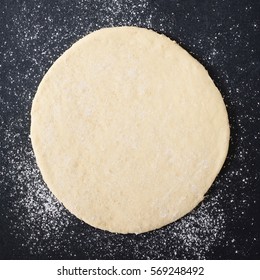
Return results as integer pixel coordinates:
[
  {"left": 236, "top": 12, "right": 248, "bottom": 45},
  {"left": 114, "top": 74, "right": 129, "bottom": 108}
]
[{"left": 1, "top": 0, "right": 258, "bottom": 259}]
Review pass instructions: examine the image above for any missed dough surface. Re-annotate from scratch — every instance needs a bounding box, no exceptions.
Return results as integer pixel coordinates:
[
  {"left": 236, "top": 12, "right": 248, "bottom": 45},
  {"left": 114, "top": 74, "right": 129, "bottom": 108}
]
[{"left": 31, "top": 27, "right": 229, "bottom": 234}]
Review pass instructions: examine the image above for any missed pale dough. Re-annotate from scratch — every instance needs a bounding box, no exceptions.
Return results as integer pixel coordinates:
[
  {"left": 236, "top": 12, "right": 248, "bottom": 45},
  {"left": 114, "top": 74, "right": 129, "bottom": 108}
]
[{"left": 31, "top": 27, "right": 229, "bottom": 234}]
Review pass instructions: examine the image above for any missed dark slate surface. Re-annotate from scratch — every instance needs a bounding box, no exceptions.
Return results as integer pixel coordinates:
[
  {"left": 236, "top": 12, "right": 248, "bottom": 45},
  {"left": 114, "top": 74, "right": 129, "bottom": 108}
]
[{"left": 0, "top": 0, "right": 259, "bottom": 259}]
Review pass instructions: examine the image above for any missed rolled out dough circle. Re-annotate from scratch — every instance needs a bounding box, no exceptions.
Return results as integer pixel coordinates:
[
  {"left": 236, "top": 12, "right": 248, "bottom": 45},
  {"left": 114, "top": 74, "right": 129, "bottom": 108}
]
[{"left": 31, "top": 27, "right": 229, "bottom": 234}]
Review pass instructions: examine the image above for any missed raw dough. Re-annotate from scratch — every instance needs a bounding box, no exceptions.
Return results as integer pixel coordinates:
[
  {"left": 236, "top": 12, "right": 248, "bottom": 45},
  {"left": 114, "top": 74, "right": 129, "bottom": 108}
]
[{"left": 31, "top": 27, "right": 229, "bottom": 234}]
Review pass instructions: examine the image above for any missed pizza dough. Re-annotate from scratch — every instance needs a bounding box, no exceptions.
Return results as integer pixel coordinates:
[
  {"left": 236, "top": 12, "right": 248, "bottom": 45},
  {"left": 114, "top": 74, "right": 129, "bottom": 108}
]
[{"left": 31, "top": 26, "right": 229, "bottom": 234}]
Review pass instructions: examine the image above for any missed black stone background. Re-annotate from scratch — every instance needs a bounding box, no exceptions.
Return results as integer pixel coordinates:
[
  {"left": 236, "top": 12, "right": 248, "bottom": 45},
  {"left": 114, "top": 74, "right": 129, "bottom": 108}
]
[{"left": 0, "top": 0, "right": 259, "bottom": 259}]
